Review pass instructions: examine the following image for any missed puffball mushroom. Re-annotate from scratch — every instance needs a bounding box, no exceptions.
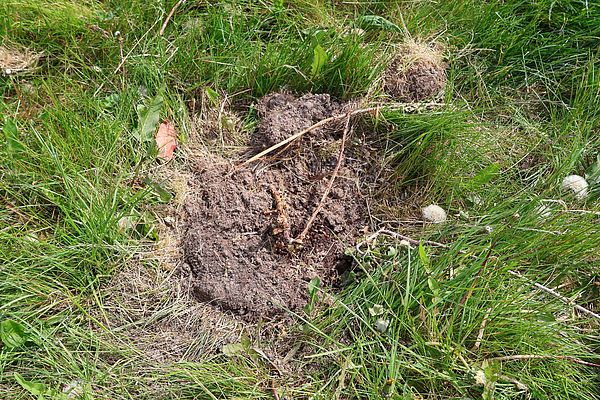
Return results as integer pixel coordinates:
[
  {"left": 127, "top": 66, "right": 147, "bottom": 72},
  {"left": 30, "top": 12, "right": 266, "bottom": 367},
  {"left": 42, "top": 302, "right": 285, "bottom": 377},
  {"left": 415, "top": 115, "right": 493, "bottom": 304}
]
[
  {"left": 561, "top": 175, "right": 588, "bottom": 199},
  {"left": 422, "top": 204, "right": 447, "bottom": 223},
  {"left": 375, "top": 318, "right": 390, "bottom": 333}
]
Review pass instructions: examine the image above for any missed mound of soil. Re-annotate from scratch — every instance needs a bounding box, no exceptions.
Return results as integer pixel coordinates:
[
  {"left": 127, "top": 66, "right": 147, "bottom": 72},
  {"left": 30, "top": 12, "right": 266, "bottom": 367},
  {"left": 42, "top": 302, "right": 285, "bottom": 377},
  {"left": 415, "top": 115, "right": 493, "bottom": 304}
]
[
  {"left": 255, "top": 93, "right": 342, "bottom": 147},
  {"left": 183, "top": 94, "right": 372, "bottom": 321},
  {"left": 384, "top": 48, "right": 446, "bottom": 102}
]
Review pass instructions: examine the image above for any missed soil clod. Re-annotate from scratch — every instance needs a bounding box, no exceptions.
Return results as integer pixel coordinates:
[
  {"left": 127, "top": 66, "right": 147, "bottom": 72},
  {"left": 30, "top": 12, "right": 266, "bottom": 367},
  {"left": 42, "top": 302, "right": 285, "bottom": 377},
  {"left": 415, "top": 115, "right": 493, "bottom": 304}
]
[
  {"left": 255, "top": 93, "right": 342, "bottom": 147},
  {"left": 384, "top": 43, "right": 446, "bottom": 102}
]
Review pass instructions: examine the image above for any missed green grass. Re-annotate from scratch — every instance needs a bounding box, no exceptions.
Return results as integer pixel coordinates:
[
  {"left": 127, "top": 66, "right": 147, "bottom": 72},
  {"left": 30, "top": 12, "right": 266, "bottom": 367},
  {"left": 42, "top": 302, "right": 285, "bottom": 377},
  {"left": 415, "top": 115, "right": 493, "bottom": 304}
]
[{"left": 1, "top": 0, "right": 599, "bottom": 399}]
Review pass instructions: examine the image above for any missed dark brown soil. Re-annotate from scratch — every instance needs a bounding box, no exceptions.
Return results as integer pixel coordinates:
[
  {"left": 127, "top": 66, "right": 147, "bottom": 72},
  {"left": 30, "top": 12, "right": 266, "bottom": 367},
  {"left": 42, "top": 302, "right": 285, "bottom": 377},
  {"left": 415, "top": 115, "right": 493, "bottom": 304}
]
[
  {"left": 384, "top": 52, "right": 446, "bottom": 102},
  {"left": 255, "top": 92, "right": 342, "bottom": 147},
  {"left": 183, "top": 94, "right": 373, "bottom": 321}
]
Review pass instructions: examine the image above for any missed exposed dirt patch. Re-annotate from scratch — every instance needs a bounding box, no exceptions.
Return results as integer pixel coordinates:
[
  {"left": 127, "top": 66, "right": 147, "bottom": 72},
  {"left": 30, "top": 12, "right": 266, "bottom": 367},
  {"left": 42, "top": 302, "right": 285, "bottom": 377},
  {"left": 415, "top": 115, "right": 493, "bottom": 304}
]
[
  {"left": 182, "top": 93, "right": 376, "bottom": 321},
  {"left": 384, "top": 42, "right": 446, "bottom": 102},
  {"left": 95, "top": 218, "right": 244, "bottom": 364},
  {"left": 254, "top": 93, "right": 342, "bottom": 147}
]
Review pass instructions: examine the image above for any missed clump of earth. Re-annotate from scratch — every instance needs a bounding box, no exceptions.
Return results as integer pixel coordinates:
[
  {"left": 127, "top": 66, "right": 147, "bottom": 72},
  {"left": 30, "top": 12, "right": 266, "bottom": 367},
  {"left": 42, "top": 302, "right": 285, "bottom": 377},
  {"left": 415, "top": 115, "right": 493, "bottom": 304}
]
[
  {"left": 384, "top": 42, "right": 447, "bottom": 102},
  {"left": 183, "top": 93, "right": 377, "bottom": 321},
  {"left": 255, "top": 92, "right": 342, "bottom": 147}
]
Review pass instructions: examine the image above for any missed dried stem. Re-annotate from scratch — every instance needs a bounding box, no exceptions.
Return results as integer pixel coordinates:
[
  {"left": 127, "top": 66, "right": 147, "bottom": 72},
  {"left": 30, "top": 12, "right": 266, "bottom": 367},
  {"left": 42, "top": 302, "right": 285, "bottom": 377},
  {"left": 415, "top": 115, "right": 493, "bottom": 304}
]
[
  {"left": 508, "top": 270, "right": 600, "bottom": 320},
  {"left": 292, "top": 112, "right": 352, "bottom": 244},
  {"left": 472, "top": 308, "right": 492, "bottom": 351},
  {"left": 355, "top": 228, "right": 453, "bottom": 253},
  {"left": 237, "top": 106, "right": 386, "bottom": 169},
  {"left": 357, "top": 229, "right": 600, "bottom": 320},
  {"left": 159, "top": 0, "right": 188, "bottom": 36},
  {"left": 486, "top": 354, "right": 600, "bottom": 368},
  {"left": 271, "top": 379, "right": 280, "bottom": 400},
  {"left": 237, "top": 101, "right": 446, "bottom": 169},
  {"left": 496, "top": 375, "right": 528, "bottom": 391},
  {"left": 117, "top": 34, "right": 125, "bottom": 89},
  {"left": 269, "top": 184, "right": 291, "bottom": 243}
]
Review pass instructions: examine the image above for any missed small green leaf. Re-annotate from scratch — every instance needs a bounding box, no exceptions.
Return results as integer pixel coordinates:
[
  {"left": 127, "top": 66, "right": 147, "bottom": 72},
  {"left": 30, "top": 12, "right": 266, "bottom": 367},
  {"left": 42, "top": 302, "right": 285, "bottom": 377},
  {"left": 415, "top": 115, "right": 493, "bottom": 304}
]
[
  {"left": 222, "top": 343, "right": 245, "bottom": 357},
  {"left": 101, "top": 93, "right": 120, "bottom": 109},
  {"left": 368, "top": 304, "right": 385, "bottom": 316},
  {"left": 386, "top": 246, "right": 398, "bottom": 257},
  {"left": 470, "top": 163, "right": 501, "bottom": 187},
  {"left": 427, "top": 276, "right": 440, "bottom": 293},
  {"left": 3, "top": 118, "right": 17, "bottom": 136},
  {"left": 240, "top": 336, "right": 252, "bottom": 349},
  {"left": 143, "top": 178, "right": 173, "bottom": 203},
  {"left": 418, "top": 242, "right": 430, "bottom": 272},
  {"left": 307, "top": 276, "right": 320, "bottom": 295},
  {"left": 357, "top": 15, "right": 401, "bottom": 32},
  {"left": 205, "top": 87, "right": 219, "bottom": 106},
  {"left": 136, "top": 94, "right": 163, "bottom": 142},
  {"left": 3, "top": 119, "right": 25, "bottom": 153},
  {"left": 14, "top": 373, "right": 47, "bottom": 396},
  {"left": 0, "top": 319, "right": 28, "bottom": 349},
  {"left": 310, "top": 44, "right": 328, "bottom": 77}
]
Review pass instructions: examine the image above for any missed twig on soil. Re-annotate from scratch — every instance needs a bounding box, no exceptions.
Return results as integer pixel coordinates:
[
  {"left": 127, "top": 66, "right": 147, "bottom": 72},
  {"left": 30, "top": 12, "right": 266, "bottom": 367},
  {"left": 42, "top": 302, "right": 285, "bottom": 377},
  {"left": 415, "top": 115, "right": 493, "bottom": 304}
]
[
  {"left": 292, "top": 112, "right": 352, "bottom": 245},
  {"left": 159, "top": 0, "right": 188, "bottom": 36},
  {"left": 269, "top": 184, "right": 292, "bottom": 243},
  {"left": 486, "top": 354, "right": 600, "bottom": 368},
  {"left": 237, "top": 101, "right": 447, "bottom": 169},
  {"left": 237, "top": 106, "right": 379, "bottom": 169},
  {"left": 357, "top": 229, "right": 600, "bottom": 320}
]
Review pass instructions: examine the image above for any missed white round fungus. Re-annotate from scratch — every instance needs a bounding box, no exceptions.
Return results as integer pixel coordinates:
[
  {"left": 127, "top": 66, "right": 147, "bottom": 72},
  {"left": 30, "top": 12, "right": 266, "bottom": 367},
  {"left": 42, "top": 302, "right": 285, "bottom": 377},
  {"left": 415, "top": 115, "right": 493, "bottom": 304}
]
[
  {"left": 422, "top": 204, "right": 447, "bottom": 223},
  {"left": 561, "top": 175, "right": 588, "bottom": 199},
  {"left": 375, "top": 318, "right": 390, "bottom": 333}
]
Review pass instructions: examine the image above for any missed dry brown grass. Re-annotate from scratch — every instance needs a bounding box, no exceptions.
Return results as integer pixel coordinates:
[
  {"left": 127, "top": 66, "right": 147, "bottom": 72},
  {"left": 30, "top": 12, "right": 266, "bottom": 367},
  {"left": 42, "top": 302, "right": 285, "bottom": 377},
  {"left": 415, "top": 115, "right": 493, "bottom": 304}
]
[{"left": 0, "top": 44, "right": 41, "bottom": 75}]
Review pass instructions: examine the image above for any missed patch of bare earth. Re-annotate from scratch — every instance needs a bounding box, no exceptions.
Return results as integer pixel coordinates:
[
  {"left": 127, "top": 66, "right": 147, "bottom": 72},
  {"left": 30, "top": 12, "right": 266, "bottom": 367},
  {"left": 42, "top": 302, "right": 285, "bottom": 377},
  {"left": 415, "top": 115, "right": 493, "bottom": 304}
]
[
  {"left": 182, "top": 93, "right": 377, "bottom": 321},
  {"left": 384, "top": 41, "right": 447, "bottom": 102}
]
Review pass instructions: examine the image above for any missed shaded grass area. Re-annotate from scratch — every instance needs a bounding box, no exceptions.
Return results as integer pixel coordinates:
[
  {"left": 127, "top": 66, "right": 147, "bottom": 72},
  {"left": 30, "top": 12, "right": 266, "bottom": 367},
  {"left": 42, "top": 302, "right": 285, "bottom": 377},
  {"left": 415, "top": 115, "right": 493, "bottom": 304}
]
[{"left": 1, "top": 0, "right": 599, "bottom": 398}]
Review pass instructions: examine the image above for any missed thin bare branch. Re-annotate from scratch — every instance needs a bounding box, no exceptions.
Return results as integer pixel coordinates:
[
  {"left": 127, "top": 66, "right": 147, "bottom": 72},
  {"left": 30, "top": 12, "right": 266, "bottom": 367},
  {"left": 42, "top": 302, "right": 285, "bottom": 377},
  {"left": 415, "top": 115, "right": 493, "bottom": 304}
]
[
  {"left": 357, "top": 229, "right": 600, "bottom": 320},
  {"left": 487, "top": 354, "right": 600, "bottom": 368},
  {"left": 293, "top": 112, "right": 352, "bottom": 244},
  {"left": 472, "top": 308, "right": 492, "bottom": 351},
  {"left": 159, "top": 0, "right": 188, "bottom": 36},
  {"left": 508, "top": 270, "right": 600, "bottom": 320},
  {"left": 237, "top": 113, "right": 350, "bottom": 169}
]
